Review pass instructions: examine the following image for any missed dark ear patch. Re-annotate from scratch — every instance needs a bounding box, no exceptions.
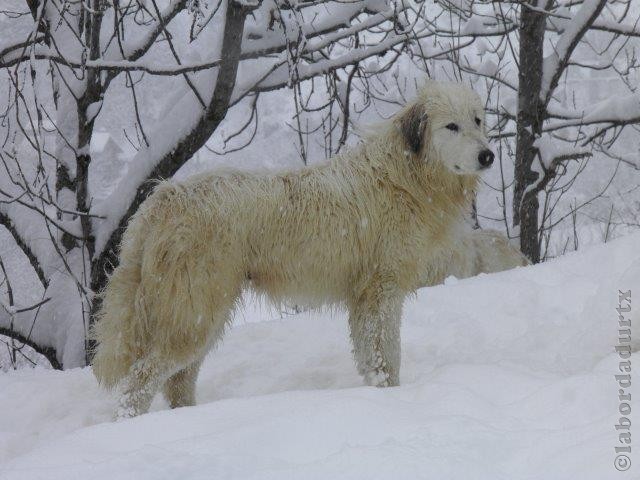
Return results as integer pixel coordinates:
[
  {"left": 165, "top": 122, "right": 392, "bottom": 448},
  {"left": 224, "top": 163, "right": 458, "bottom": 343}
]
[{"left": 397, "top": 103, "right": 428, "bottom": 154}]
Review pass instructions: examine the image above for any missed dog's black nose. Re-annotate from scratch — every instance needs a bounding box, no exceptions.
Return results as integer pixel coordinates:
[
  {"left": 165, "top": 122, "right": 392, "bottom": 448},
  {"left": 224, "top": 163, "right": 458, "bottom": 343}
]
[{"left": 478, "top": 149, "right": 494, "bottom": 168}]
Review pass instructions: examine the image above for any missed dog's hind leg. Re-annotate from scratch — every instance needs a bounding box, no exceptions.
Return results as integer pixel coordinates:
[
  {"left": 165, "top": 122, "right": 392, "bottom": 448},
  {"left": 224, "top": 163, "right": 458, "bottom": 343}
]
[
  {"left": 116, "top": 356, "right": 175, "bottom": 420},
  {"left": 163, "top": 357, "right": 203, "bottom": 409},
  {"left": 348, "top": 273, "right": 404, "bottom": 388}
]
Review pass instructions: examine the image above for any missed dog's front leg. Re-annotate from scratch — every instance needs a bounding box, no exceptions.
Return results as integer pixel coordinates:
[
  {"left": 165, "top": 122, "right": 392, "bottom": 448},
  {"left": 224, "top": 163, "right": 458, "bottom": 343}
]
[{"left": 348, "top": 275, "right": 403, "bottom": 387}]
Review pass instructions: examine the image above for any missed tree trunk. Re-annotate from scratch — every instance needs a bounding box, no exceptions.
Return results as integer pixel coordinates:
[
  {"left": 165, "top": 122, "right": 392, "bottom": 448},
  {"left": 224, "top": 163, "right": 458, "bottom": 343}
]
[{"left": 514, "top": 1, "right": 548, "bottom": 263}]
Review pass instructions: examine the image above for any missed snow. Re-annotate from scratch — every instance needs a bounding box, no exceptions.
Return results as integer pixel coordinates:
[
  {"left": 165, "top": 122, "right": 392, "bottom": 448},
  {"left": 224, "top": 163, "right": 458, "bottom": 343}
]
[
  {"left": 241, "top": 0, "right": 398, "bottom": 57},
  {"left": 541, "top": 0, "right": 605, "bottom": 98},
  {"left": 461, "top": 15, "right": 485, "bottom": 35},
  {"left": 102, "top": 0, "right": 186, "bottom": 62},
  {"left": 533, "top": 132, "right": 591, "bottom": 169},
  {"left": 583, "top": 93, "right": 640, "bottom": 124},
  {"left": 85, "top": 101, "right": 102, "bottom": 124},
  {"left": 541, "top": 92, "right": 640, "bottom": 133},
  {"left": 90, "top": 131, "right": 122, "bottom": 155},
  {"left": 1, "top": 233, "right": 639, "bottom": 479}
]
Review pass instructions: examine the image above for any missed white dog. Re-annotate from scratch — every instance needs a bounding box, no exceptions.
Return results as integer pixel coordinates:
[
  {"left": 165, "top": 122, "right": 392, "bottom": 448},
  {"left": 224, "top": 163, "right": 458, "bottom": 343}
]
[{"left": 92, "top": 81, "right": 525, "bottom": 418}]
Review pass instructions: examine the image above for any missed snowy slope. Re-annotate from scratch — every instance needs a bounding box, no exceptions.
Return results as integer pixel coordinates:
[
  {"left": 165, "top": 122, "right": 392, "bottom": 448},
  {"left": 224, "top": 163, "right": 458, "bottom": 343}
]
[{"left": 1, "top": 233, "right": 639, "bottom": 479}]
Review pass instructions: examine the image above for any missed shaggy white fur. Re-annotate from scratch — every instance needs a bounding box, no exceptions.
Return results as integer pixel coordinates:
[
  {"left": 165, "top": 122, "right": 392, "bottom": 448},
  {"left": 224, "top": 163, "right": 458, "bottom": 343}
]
[{"left": 92, "top": 81, "right": 525, "bottom": 419}]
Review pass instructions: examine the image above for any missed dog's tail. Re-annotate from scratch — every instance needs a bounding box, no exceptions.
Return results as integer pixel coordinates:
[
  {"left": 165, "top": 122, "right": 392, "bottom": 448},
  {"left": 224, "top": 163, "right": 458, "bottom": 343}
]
[
  {"left": 91, "top": 182, "right": 182, "bottom": 389},
  {"left": 90, "top": 210, "right": 148, "bottom": 388}
]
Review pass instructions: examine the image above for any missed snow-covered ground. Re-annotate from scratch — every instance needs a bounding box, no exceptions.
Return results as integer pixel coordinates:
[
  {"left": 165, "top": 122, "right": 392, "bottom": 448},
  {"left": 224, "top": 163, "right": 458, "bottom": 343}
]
[{"left": 1, "top": 233, "right": 639, "bottom": 479}]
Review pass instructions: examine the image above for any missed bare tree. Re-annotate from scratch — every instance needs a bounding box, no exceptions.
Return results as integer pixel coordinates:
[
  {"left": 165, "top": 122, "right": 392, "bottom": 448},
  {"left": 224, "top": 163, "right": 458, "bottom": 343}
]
[{"left": 430, "top": 0, "right": 640, "bottom": 262}]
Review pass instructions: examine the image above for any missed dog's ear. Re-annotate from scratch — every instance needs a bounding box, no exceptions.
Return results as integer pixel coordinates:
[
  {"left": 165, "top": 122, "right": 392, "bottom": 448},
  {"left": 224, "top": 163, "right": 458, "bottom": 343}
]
[{"left": 396, "top": 103, "right": 428, "bottom": 154}]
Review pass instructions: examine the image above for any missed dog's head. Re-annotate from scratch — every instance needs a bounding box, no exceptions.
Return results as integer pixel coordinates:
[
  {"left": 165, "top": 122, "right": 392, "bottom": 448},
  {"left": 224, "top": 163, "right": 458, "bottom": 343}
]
[{"left": 395, "top": 81, "right": 494, "bottom": 175}]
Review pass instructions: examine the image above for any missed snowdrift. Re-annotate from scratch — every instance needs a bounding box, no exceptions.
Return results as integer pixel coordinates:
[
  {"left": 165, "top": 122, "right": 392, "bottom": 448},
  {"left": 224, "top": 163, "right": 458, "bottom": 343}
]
[{"left": 1, "top": 233, "right": 639, "bottom": 479}]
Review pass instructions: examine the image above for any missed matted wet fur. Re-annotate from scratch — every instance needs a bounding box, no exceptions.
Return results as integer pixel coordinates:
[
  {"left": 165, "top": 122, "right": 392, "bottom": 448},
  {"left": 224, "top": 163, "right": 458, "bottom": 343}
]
[{"left": 92, "top": 81, "right": 526, "bottom": 419}]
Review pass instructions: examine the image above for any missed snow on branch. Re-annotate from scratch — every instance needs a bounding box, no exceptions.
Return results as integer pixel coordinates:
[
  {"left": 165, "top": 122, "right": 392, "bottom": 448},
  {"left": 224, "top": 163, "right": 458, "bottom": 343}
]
[
  {"left": 1, "top": 1, "right": 189, "bottom": 73},
  {"left": 0, "top": 280, "right": 84, "bottom": 370},
  {"left": 114, "top": 0, "right": 188, "bottom": 62},
  {"left": 540, "top": 0, "right": 607, "bottom": 103},
  {"left": 541, "top": 93, "right": 640, "bottom": 136},
  {"left": 533, "top": 133, "right": 592, "bottom": 171},
  {"left": 0, "top": 325, "right": 60, "bottom": 370},
  {"left": 590, "top": 18, "right": 640, "bottom": 38},
  {"left": 242, "top": 2, "right": 403, "bottom": 58},
  {"left": 0, "top": 48, "right": 227, "bottom": 76},
  {"left": 521, "top": 132, "right": 593, "bottom": 201},
  {"left": 1, "top": 1, "right": 411, "bottom": 76},
  {"left": 243, "top": 0, "right": 384, "bottom": 52},
  {"left": 240, "top": 32, "right": 412, "bottom": 94},
  {"left": 545, "top": 13, "right": 640, "bottom": 39},
  {"left": 0, "top": 212, "right": 48, "bottom": 288},
  {"left": 0, "top": 36, "right": 44, "bottom": 60},
  {"left": 581, "top": 93, "right": 640, "bottom": 124}
]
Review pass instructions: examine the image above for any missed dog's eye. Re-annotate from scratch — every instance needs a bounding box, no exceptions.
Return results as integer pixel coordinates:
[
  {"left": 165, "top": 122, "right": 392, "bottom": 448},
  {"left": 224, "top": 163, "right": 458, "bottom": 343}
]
[
  {"left": 475, "top": 117, "right": 482, "bottom": 126},
  {"left": 445, "top": 123, "right": 459, "bottom": 132}
]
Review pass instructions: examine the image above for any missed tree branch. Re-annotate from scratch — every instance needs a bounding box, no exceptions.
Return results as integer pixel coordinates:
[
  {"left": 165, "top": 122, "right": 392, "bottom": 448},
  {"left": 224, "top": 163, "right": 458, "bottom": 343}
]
[
  {"left": 0, "top": 211, "right": 48, "bottom": 288},
  {"left": 541, "top": 0, "right": 607, "bottom": 104},
  {"left": 0, "top": 326, "right": 61, "bottom": 369},
  {"left": 90, "top": 0, "right": 250, "bottom": 297},
  {"left": 120, "top": 0, "right": 188, "bottom": 62}
]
